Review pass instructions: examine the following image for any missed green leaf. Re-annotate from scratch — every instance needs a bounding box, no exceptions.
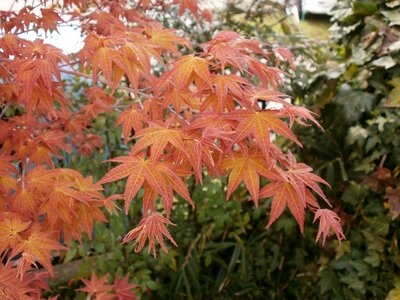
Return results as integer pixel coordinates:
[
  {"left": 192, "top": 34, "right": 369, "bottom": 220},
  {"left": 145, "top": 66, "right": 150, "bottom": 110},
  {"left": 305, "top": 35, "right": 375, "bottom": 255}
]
[
  {"left": 364, "top": 250, "right": 381, "bottom": 267},
  {"left": 319, "top": 269, "right": 336, "bottom": 294},
  {"left": 382, "top": 10, "right": 400, "bottom": 26},
  {"left": 387, "top": 278, "right": 400, "bottom": 300},
  {"left": 335, "top": 84, "right": 375, "bottom": 121},
  {"left": 386, "top": 0, "right": 400, "bottom": 8},
  {"left": 386, "top": 87, "right": 400, "bottom": 107},
  {"left": 353, "top": 1, "right": 378, "bottom": 16},
  {"left": 371, "top": 56, "right": 396, "bottom": 69}
]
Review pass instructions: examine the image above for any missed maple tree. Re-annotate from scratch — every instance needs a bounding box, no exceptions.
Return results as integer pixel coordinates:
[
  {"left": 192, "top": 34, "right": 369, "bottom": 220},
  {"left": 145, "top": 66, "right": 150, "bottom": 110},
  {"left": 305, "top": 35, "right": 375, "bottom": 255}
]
[{"left": 0, "top": 0, "right": 344, "bottom": 297}]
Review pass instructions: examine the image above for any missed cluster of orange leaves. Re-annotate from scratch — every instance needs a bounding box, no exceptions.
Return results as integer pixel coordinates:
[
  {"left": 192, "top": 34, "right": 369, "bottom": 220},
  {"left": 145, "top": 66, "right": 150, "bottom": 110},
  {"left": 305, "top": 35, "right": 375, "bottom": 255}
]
[{"left": 0, "top": 0, "right": 344, "bottom": 298}]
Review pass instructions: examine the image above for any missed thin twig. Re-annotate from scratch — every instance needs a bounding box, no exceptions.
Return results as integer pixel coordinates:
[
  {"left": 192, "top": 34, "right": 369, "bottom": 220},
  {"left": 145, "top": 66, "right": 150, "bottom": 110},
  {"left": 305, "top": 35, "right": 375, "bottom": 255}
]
[{"left": 0, "top": 103, "right": 9, "bottom": 119}]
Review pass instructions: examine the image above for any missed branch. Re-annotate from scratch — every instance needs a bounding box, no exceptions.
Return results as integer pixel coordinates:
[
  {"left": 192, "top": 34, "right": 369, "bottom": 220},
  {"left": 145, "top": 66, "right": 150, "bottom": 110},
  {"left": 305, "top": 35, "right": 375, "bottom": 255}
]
[{"left": 0, "top": 103, "right": 9, "bottom": 119}]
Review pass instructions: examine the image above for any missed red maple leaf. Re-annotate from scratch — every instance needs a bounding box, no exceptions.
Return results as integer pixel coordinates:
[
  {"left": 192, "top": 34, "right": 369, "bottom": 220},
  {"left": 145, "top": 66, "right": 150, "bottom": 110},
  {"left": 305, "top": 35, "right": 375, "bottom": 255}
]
[{"left": 313, "top": 209, "right": 346, "bottom": 246}]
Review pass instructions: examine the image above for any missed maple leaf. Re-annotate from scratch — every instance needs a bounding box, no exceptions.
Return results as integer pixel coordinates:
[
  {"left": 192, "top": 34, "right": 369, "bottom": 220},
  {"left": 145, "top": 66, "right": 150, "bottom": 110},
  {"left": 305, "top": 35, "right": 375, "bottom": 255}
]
[
  {"left": 74, "top": 202, "right": 107, "bottom": 239},
  {"left": 0, "top": 156, "right": 18, "bottom": 194},
  {"left": 220, "top": 148, "right": 282, "bottom": 206},
  {"left": 245, "top": 88, "right": 291, "bottom": 108},
  {"left": 39, "top": 180, "right": 83, "bottom": 226},
  {"left": 0, "top": 264, "right": 33, "bottom": 299},
  {"left": 91, "top": 47, "right": 117, "bottom": 85},
  {"left": 24, "top": 271, "right": 51, "bottom": 298},
  {"left": 160, "top": 87, "right": 199, "bottom": 111},
  {"left": 226, "top": 109, "right": 301, "bottom": 158},
  {"left": 131, "top": 122, "right": 186, "bottom": 161},
  {"left": 173, "top": 0, "right": 199, "bottom": 15},
  {"left": 40, "top": 9, "right": 63, "bottom": 32},
  {"left": 313, "top": 209, "right": 345, "bottom": 246},
  {"left": 261, "top": 181, "right": 306, "bottom": 232},
  {"left": 99, "top": 155, "right": 193, "bottom": 215},
  {"left": 116, "top": 105, "right": 146, "bottom": 143},
  {"left": 72, "top": 173, "right": 104, "bottom": 200},
  {"left": 25, "top": 167, "right": 57, "bottom": 193},
  {"left": 0, "top": 217, "right": 31, "bottom": 254},
  {"left": 142, "top": 98, "right": 164, "bottom": 121},
  {"left": 78, "top": 273, "right": 113, "bottom": 297},
  {"left": 201, "top": 31, "right": 247, "bottom": 71},
  {"left": 285, "top": 153, "right": 331, "bottom": 206},
  {"left": 247, "top": 59, "right": 285, "bottom": 88},
  {"left": 0, "top": 155, "right": 17, "bottom": 174},
  {"left": 122, "top": 212, "right": 177, "bottom": 257},
  {"left": 145, "top": 25, "right": 190, "bottom": 54},
  {"left": 113, "top": 274, "right": 139, "bottom": 300},
  {"left": 213, "top": 75, "right": 248, "bottom": 99},
  {"left": 81, "top": 100, "right": 112, "bottom": 119},
  {"left": 10, "top": 228, "right": 66, "bottom": 277},
  {"left": 201, "top": 9, "right": 213, "bottom": 22},
  {"left": 0, "top": 174, "right": 17, "bottom": 195},
  {"left": 273, "top": 47, "right": 295, "bottom": 68},
  {"left": 183, "top": 131, "right": 225, "bottom": 184},
  {"left": 103, "top": 194, "right": 123, "bottom": 215},
  {"left": 187, "top": 112, "right": 235, "bottom": 135},
  {"left": 9, "top": 7, "right": 38, "bottom": 34},
  {"left": 170, "top": 55, "right": 212, "bottom": 88}
]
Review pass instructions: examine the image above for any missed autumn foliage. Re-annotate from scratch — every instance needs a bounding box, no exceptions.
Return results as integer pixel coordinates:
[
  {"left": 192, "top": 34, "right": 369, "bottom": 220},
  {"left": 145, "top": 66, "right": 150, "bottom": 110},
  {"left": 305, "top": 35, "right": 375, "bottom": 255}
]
[{"left": 0, "top": 0, "right": 344, "bottom": 297}]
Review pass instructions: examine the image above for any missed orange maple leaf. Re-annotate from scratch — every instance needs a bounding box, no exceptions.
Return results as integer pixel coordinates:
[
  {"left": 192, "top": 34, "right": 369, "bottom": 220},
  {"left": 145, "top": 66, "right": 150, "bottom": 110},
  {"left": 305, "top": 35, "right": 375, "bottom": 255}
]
[
  {"left": 226, "top": 109, "right": 301, "bottom": 158},
  {"left": 113, "top": 273, "right": 139, "bottom": 300},
  {"left": 145, "top": 25, "right": 189, "bottom": 54},
  {"left": 40, "top": 9, "right": 63, "bottom": 32},
  {"left": 116, "top": 105, "right": 146, "bottom": 143},
  {"left": 170, "top": 55, "right": 212, "bottom": 89},
  {"left": 0, "top": 264, "right": 32, "bottom": 299},
  {"left": 0, "top": 217, "right": 31, "bottom": 254},
  {"left": 261, "top": 181, "right": 306, "bottom": 232},
  {"left": 99, "top": 155, "right": 193, "bottom": 215},
  {"left": 10, "top": 227, "right": 66, "bottom": 277},
  {"left": 78, "top": 273, "right": 113, "bottom": 297},
  {"left": 221, "top": 148, "right": 282, "bottom": 206},
  {"left": 130, "top": 122, "right": 186, "bottom": 161},
  {"left": 123, "top": 212, "right": 177, "bottom": 257}
]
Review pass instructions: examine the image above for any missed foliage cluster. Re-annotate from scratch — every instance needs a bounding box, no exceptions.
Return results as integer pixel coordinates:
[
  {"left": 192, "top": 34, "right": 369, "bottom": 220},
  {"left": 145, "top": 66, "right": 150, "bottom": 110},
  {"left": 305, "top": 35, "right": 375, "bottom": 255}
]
[{"left": 0, "top": 0, "right": 345, "bottom": 298}]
